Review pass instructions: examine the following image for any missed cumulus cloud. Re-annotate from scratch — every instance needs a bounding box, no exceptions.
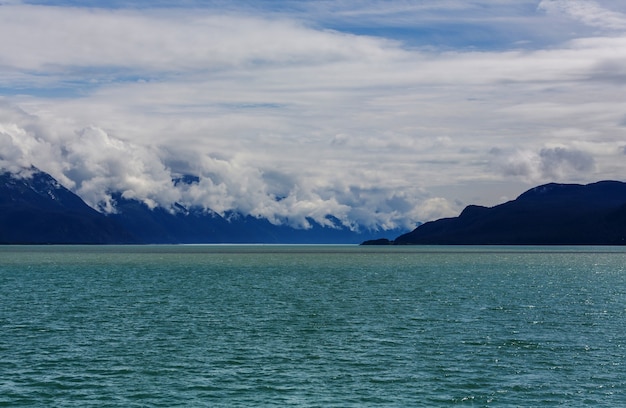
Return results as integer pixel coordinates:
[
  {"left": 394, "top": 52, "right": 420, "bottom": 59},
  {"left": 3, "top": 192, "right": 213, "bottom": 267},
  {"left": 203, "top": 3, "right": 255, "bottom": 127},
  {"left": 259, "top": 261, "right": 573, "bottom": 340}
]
[
  {"left": 490, "top": 146, "right": 595, "bottom": 182},
  {"left": 539, "top": 147, "right": 595, "bottom": 178},
  {"left": 0, "top": 102, "right": 64, "bottom": 176},
  {"left": 64, "top": 126, "right": 180, "bottom": 212},
  {"left": 489, "top": 148, "right": 541, "bottom": 179},
  {"left": 415, "top": 197, "right": 458, "bottom": 222},
  {"left": 0, "top": 104, "right": 178, "bottom": 212}
]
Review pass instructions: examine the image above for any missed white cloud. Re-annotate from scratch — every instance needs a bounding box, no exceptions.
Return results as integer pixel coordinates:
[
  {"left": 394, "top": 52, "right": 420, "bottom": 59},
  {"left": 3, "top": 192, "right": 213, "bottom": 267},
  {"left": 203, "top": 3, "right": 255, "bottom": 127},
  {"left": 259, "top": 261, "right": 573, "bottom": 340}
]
[
  {"left": 539, "top": 0, "right": 626, "bottom": 31},
  {"left": 539, "top": 146, "right": 595, "bottom": 178},
  {"left": 415, "top": 197, "right": 458, "bottom": 222},
  {"left": 490, "top": 146, "right": 596, "bottom": 182},
  {"left": 0, "top": 5, "right": 401, "bottom": 75},
  {"left": 0, "top": 102, "right": 65, "bottom": 176},
  {"left": 64, "top": 126, "right": 180, "bottom": 212}
]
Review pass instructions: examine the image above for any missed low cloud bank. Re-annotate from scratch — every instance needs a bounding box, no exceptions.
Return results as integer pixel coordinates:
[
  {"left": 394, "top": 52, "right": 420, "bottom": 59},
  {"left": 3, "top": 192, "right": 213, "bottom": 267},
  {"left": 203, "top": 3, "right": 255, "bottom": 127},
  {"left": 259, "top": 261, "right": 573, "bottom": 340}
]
[{"left": 0, "top": 103, "right": 436, "bottom": 230}]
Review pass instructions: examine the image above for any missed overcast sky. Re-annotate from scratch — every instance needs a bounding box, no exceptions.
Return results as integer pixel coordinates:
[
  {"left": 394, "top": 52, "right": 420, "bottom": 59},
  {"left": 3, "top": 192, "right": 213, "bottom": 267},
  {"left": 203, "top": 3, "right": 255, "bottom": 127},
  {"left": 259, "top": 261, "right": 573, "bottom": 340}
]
[{"left": 1, "top": 0, "right": 626, "bottom": 230}]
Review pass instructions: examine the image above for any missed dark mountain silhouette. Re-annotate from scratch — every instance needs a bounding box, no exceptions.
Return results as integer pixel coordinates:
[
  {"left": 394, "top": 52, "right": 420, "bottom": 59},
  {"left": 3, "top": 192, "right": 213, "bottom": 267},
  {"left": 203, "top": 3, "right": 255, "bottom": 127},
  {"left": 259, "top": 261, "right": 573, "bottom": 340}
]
[
  {"left": 107, "top": 193, "right": 404, "bottom": 244},
  {"left": 0, "top": 170, "right": 136, "bottom": 244},
  {"left": 0, "top": 169, "right": 405, "bottom": 244},
  {"left": 393, "top": 181, "right": 626, "bottom": 245}
]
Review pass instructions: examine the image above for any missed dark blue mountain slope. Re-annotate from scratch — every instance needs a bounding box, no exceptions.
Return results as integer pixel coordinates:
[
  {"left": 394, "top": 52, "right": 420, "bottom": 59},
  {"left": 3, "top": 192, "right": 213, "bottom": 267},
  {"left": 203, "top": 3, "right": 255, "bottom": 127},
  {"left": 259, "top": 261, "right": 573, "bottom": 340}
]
[
  {"left": 108, "top": 194, "right": 405, "bottom": 244},
  {"left": 0, "top": 169, "right": 406, "bottom": 244},
  {"left": 394, "top": 181, "right": 626, "bottom": 245},
  {"left": 0, "top": 170, "right": 136, "bottom": 244}
]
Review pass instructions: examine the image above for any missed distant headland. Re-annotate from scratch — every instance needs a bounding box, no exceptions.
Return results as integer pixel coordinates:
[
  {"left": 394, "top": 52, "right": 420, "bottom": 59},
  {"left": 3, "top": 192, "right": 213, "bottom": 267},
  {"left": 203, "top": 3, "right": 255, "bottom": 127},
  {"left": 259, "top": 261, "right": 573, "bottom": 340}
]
[{"left": 364, "top": 181, "right": 626, "bottom": 245}]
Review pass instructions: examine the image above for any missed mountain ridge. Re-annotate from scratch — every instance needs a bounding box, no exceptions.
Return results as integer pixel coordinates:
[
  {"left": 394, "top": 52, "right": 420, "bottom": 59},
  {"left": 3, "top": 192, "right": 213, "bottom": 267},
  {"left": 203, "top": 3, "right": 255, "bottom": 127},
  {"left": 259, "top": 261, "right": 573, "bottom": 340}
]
[
  {"left": 390, "top": 180, "right": 626, "bottom": 245},
  {"left": 0, "top": 169, "right": 405, "bottom": 244},
  {"left": 0, "top": 170, "right": 137, "bottom": 244}
]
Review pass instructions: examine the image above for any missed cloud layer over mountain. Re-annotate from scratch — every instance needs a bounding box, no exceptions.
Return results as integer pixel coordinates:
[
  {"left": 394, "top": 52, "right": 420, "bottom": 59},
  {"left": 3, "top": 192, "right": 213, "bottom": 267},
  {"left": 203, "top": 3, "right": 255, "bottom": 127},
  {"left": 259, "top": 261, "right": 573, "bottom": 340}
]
[{"left": 1, "top": 0, "right": 626, "bottom": 229}]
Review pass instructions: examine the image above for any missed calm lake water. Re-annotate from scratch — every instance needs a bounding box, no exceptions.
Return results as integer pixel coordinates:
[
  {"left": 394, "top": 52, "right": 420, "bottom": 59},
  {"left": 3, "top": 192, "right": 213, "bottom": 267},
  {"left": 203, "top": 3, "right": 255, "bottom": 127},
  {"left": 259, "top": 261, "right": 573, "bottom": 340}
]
[{"left": 1, "top": 245, "right": 625, "bottom": 406}]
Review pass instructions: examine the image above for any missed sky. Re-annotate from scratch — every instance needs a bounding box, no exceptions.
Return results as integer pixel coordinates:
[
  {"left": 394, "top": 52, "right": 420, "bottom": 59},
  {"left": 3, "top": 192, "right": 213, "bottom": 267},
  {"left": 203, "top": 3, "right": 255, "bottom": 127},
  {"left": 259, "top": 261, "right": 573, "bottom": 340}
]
[{"left": 1, "top": 0, "right": 626, "bottom": 231}]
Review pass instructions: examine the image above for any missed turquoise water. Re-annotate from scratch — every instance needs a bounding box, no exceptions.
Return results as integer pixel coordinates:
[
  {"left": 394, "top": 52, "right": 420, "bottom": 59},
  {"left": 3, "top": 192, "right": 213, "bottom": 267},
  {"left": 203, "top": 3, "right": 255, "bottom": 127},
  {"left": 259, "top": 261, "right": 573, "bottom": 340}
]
[{"left": 1, "top": 245, "right": 625, "bottom": 406}]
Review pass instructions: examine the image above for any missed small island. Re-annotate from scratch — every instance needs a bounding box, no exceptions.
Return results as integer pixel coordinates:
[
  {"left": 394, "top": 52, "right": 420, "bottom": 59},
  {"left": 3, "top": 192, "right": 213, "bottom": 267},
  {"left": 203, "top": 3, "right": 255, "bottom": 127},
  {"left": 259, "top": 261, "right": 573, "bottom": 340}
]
[{"left": 361, "top": 238, "right": 393, "bottom": 245}]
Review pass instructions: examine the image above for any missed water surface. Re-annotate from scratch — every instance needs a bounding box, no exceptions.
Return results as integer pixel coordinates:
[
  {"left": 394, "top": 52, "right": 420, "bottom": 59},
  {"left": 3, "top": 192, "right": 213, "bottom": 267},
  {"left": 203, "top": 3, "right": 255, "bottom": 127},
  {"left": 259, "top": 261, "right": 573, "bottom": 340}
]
[{"left": 1, "top": 245, "right": 625, "bottom": 406}]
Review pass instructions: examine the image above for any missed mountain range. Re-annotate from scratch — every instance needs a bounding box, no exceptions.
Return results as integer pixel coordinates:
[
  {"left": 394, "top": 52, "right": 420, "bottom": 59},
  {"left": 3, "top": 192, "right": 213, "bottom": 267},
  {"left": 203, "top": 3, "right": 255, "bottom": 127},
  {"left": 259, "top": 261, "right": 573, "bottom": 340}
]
[
  {"left": 0, "top": 169, "right": 405, "bottom": 244},
  {"left": 5, "top": 168, "right": 625, "bottom": 245},
  {"left": 385, "top": 180, "right": 626, "bottom": 245}
]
